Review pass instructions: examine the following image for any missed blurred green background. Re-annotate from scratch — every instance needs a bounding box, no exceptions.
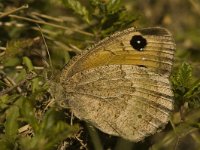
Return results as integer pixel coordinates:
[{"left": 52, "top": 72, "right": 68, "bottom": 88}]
[{"left": 0, "top": 0, "right": 200, "bottom": 150}]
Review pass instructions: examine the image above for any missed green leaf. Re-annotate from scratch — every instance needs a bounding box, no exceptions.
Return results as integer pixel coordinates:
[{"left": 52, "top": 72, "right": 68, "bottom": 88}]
[
  {"left": 185, "top": 80, "right": 200, "bottom": 99},
  {"left": 172, "top": 62, "right": 192, "bottom": 88},
  {"left": 47, "top": 121, "right": 79, "bottom": 146},
  {"left": 0, "top": 94, "right": 20, "bottom": 112},
  {"left": 107, "top": 0, "right": 121, "bottom": 13},
  {"left": 15, "top": 69, "right": 27, "bottom": 83},
  {"left": 96, "top": 0, "right": 136, "bottom": 36},
  {"left": 22, "top": 56, "right": 34, "bottom": 72},
  {"left": 19, "top": 135, "right": 48, "bottom": 150},
  {"left": 20, "top": 97, "right": 39, "bottom": 132},
  {"left": 4, "top": 105, "right": 19, "bottom": 141},
  {"left": 0, "top": 95, "right": 9, "bottom": 111},
  {"left": 62, "top": 0, "right": 90, "bottom": 23},
  {"left": 39, "top": 109, "right": 59, "bottom": 134},
  {"left": 3, "top": 57, "right": 20, "bottom": 67},
  {"left": 184, "top": 80, "right": 200, "bottom": 108},
  {"left": 38, "top": 109, "right": 79, "bottom": 145},
  {"left": 31, "top": 78, "right": 40, "bottom": 93},
  {"left": 171, "top": 62, "right": 200, "bottom": 109}
]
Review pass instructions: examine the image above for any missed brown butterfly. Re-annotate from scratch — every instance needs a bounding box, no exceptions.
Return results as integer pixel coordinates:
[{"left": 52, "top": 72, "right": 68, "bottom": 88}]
[{"left": 60, "top": 27, "right": 176, "bottom": 142}]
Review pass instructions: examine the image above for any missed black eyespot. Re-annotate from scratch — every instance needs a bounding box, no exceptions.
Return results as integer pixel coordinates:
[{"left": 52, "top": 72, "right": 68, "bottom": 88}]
[{"left": 130, "top": 35, "right": 147, "bottom": 51}]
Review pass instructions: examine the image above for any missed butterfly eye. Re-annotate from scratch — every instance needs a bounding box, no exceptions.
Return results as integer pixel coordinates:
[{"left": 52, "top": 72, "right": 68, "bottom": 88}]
[{"left": 130, "top": 35, "right": 147, "bottom": 51}]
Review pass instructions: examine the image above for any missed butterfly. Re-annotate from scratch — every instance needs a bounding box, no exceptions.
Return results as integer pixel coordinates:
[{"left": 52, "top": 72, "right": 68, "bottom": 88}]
[{"left": 60, "top": 27, "right": 176, "bottom": 142}]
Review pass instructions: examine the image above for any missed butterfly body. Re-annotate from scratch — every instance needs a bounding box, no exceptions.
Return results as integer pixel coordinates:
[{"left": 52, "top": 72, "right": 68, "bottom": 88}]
[{"left": 60, "top": 27, "right": 175, "bottom": 141}]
